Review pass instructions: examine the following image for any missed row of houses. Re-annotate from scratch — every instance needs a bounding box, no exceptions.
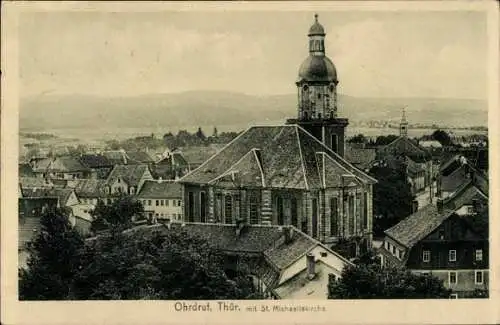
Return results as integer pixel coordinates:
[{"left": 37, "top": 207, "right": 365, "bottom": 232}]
[{"left": 378, "top": 153, "right": 489, "bottom": 298}]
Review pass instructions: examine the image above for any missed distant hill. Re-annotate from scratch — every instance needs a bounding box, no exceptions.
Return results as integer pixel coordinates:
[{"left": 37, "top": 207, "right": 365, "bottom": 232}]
[{"left": 19, "top": 91, "right": 487, "bottom": 131}]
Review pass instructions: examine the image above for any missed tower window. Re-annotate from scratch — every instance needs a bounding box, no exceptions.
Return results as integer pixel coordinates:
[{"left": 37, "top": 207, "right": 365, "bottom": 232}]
[{"left": 318, "top": 93, "right": 321, "bottom": 99}]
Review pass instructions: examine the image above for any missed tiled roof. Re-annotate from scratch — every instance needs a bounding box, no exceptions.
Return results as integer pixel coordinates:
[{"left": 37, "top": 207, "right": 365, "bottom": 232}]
[
  {"left": 345, "top": 146, "right": 377, "bottom": 170},
  {"left": 47, "top": 156, "right": 90, "bottom": 172},
  {"left": 384, "top": 204, "right": 455, "bottom": 249},
  {"left": 19, "top": 177, "right": 53, "bottom": 189},
  {"left": 78, "top": 154, "right": 113, "bottom": 168},
  {"left": 30, "top": 158, "right": 52, "bottom": 172},
  {"left": 180, "top": 146, "right": 221, "bottom": 168},
  {"left": 21, "top": 188, "right": 75, "bottom": 206},
  {"left": 19, "top": 163, "right": 36, "bottom": 177},
  {"left": 379, "top": 137, "right": 431, "bottom": 162},
  {"left": 180, "top": 125, "right": 376, "bottom": 189},
  {"left": 107, "top": 164, "right": 150, "bottom": 187},
  {"left": 136, "top": 180, "right": 183, "bottom": 199},
  {"left": 127, "top": 151, "right": 155, "bottom": 164},
  {"left": 74, "top": 179, "right": 108, "bottom": 198},
  {"left": 376, "top": 246, "right": 405, "bottom": 269},
  {"left": 444, "top": 179, "right": 488, "bottom": 212},
  {"left": 102, "top": 151, "right": 127, "bottom": 165}
]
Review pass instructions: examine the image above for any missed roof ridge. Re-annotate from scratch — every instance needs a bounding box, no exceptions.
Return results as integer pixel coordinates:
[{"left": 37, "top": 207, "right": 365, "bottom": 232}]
[
  {"left": 295, "top": 125, "right": 377, "bottom": 184},
  {"left": 295, "top": 126, "right": 309, "bottom": 190}
]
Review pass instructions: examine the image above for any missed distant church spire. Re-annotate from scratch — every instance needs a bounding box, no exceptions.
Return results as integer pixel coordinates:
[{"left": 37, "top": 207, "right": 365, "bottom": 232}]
[{"left": 400, "top": 106, "right": 408, "bottom": 137}]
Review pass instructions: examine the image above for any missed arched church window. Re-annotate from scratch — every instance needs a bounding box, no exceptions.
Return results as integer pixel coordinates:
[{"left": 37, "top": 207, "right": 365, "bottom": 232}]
[
  {"left": 318, "top": 93, "right": 321, "bottom": 99},
  {"left": 302, "top": 85, "right": 309, "bottom": 92}
]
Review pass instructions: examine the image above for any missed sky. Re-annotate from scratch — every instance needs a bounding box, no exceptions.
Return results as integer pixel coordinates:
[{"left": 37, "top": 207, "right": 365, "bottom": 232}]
[{"left": 19, "top": 9, "right": 488, "bottom": 99}]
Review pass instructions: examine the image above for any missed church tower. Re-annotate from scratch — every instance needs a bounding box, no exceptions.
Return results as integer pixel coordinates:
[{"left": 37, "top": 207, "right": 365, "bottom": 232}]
[
  {"left": 286, "top": 14, "right": 348, "bottom": 157},
  {"left": 399, "top": 106, "right": 408, "bottom": 137}
]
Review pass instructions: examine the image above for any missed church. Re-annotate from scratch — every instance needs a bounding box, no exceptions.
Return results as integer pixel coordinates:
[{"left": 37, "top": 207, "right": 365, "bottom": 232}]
[{"left": 179, "top": 15, "right": 377, "bottom": 250}]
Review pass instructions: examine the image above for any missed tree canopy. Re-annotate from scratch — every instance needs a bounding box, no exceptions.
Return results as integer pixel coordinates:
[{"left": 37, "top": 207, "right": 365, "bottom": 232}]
[
  {"left": 90, "top": 195, "right": 144, "bottom": 233},
  {"left": 432, "top": 129, "right": 453, "bottom": 147},
  {"left": 328, "top": 251, "right": 451, "bottom": 299},
  {"left": 19, "top": 208, "right": 84, "bottom": 300},
  {"left": 20, "top": 203, "right": 259, "bottom": 300},
  {"left": 369, "top": 165, "right": 415, "bottom": 237}
]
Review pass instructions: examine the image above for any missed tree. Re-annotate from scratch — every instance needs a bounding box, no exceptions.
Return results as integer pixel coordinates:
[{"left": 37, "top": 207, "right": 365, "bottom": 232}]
[
  {"left": 328, "top": 251, "right": 451, "bottom": 299},
  {"left": 90, "top": 196, "right": 144, "bottom": 233},
  {"left": 19, "top": 208, "right": 84, "bottom": 300},
  {"left": 196, "top": 127, "right": 206, "bottom": 141},
  {"left": 348, "top": 134, "right": 367, "bottom": 144},
  {"left": 375, "top": 135, "right": 399, "bottom": 146},
  {"left": 72, "top": 227, "right": 259, "bottom": 300},
  {"left": 432, "top": 129, "right": 453, "bottom": 147},
  {"left": 369, "top": 165, "right": 414, "bottom": 236}
]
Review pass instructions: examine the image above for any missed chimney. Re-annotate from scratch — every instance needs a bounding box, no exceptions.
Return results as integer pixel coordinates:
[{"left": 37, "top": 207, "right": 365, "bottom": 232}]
[
  {"left": 412, "top": 200, "right": 419, "bottom": 213},
  {"left": 158, "top": 177, "right": 163, "bottom": 183},
  {"left": 284, "top": 226, "right": 294, "bottom": 244},
  {"left": 306, "top": 253, "right": 316, "bottom": 280},
  {"left": 437, "top": 199, "right": 444, "bottom": 213}
]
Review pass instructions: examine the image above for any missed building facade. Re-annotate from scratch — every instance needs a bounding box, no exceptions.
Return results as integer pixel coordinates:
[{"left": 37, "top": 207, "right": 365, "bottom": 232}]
[{"left": 179, "top": 16, "right": 377, "bottom": 250}]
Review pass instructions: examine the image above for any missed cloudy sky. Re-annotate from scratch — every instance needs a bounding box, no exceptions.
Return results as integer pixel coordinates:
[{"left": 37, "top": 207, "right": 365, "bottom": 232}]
[{"left": 19, "top": 9, "right": 488, "bottom": 99}]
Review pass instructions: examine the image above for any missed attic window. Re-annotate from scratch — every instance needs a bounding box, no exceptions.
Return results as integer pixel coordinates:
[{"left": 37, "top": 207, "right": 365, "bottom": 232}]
[{"left": 320, "top": 252, "right": 327, "bottom": 258}]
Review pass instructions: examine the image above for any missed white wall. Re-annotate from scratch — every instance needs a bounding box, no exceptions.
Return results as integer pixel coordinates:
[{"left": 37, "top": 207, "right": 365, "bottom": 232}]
[
  {"left": 140, "top": 197, "right": 183, "bottom": 220},
  {"left": 278, "top": 245, "right": 348, "bottom": 286}
]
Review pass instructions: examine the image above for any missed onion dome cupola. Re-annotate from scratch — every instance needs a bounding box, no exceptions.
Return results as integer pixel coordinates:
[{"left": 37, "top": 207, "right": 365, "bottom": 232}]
[{"left": 297, "top": 14, "right": 339, "bottom": 121}]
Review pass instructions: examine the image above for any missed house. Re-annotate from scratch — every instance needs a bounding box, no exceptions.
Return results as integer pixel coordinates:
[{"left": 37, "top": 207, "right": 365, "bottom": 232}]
[
  {"left": 105, "top": 164, "right": 153, "bottom": 196},
  {"left": 180, "top": 146, "right": 221, "bottom": 171},
  {"left": 136, "top": 180, "right": 183, "bottom": 222},
  {"left": 379, "top": 174, "right": 489, "bottom": 298},
  {"left": 179, "top": 125, "right": 377, "bottom": 248},
  {"left": 29, "top": 157, "right": 52, "bottom": 178},
  {"left": 126, "top": 151, "right": 155, "bottom": 164},
  {"left": 102, "top": 150, "right": 129, "bottom": 165},
  {"left": 78, "top": 154, "right": 114, "bottom": 179},
  {"left": 20, "top": 187, "right": 79, "bottom": 209},
  {"left": 73, "top": 178, "right": 109, "bottom": 205},
  {"left": 377, "top": 109, "right": 433, "bottom": 189},
  {"left": 19, "top": 177, "right": 54, "bottom": 190},
  {"left": 41, "top": 156, "right": 91, "bottom": 179},
  {"left": 437, "top": 155, "right": 486, "bottom": 198},
  {"left": 68, "top": 203, "right": 95, "bottom": 237},
  {"left": 151, "top": 150, "right": 190, "bottom": 180},
  {"left": 345, "top": 144, "right": 377, "bottom": 172},
  {"left": 127, "top": 222, "right": 353, "bottom": 299}
]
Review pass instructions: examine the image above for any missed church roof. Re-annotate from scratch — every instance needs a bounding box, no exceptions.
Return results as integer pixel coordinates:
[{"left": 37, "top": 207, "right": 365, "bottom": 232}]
[
  {"left": 298, "top": 55, "right": 337, "bottom": 83},
  {"left": 179, "top": 125, "right": 376, "bottom": 189}
]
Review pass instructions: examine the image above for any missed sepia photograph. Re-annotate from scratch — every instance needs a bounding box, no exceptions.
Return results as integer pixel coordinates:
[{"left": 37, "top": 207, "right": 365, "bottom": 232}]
[{"left": 1, "top": 1, "right": 499, "bottom": 324}]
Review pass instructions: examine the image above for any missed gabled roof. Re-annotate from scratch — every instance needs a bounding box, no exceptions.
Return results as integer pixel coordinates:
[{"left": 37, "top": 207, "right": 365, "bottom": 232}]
[
  {"left": 136, "top": 180, "right": 183, "bottom": 199},
  {"left": 30, "top": 158, "right": 52, "bottom": 172},
  {"left": 180, "top": 125, "right": 376, "bottom": 189},
  {"left": 444, "top": 177, "right": 488, "bottom": 211},
  {"left": 102, "top": 150, "right": 128, "bottom": 165},
  {"left": 78, "top": 154, "right": 113, "bottom": 168},
  {"left": 19, "top": 177, "right": 53, "bottom": 189},
  {"left": 107, "top": 164, "right": 150, "bottom": 188},
  {"left": 127, "top": 151, "right": 155, "bottom": 164},
  {"left": 345, "top": 146, "right": 377, "bottom": 170},
  {"left": 74, "top": 179, "right": 108, "bottom": 198},
  {"left": 379, "top": 136, "right": 431, "bottom": 161},
  {"left": 384, "top": 204, "right": 455, "bottom": 249},
  {"left": 47, "top": 156, "right": 89, "bottom": 172},
  {"left": 21, "top": 188, "right": 76, "bottom": 206}
]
